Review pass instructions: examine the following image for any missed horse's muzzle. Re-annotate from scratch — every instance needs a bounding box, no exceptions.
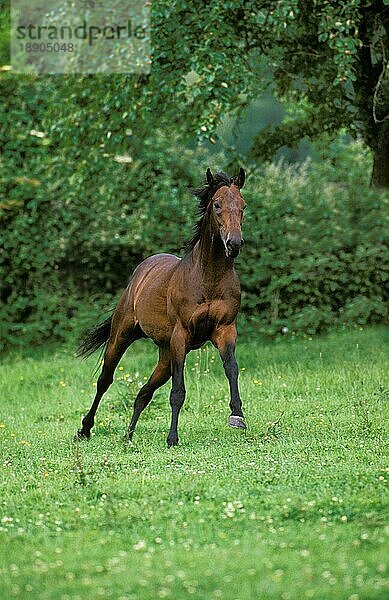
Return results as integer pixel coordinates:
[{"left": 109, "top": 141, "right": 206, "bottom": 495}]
[{"left": 225, "top": 236, "right": 244, "bottom": 258}]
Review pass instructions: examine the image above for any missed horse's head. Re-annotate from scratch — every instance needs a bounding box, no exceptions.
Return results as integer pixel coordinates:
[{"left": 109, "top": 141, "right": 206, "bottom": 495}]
[{"left": 207, "top": 167, "right": 246, "bottom": 258}]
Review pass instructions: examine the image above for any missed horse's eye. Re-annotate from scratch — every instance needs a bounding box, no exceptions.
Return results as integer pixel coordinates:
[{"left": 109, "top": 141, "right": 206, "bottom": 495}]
[{"left": 214, "top": 202, "right": 221, "bottom": 211}]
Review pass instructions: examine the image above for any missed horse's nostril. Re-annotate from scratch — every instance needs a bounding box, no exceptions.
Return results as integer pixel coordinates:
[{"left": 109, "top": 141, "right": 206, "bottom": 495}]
[
  {"left": 225, "top": 237, "right": 242, "bottom": 258},
  {"left": 227, "top": 238, "right": 243, "bottom": 250}
]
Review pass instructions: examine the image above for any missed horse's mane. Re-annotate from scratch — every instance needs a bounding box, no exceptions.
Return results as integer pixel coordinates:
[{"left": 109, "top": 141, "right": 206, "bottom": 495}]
[{"left": 184, "top": 171, "right": 234, "bottom": 254}]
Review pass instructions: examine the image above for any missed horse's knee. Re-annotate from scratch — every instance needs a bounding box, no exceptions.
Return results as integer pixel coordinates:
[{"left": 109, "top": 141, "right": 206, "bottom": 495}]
[{"left": 170, "top": 387, "right": 185, "bottom": 409}]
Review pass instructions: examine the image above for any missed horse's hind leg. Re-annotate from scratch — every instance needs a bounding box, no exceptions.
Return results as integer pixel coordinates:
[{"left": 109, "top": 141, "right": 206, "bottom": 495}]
[
  {"left": 75, "top": 325, "right": 141, "bottom": 440},
  {"left": 126, "top": 346, "right": 171, "bottom": 441}
]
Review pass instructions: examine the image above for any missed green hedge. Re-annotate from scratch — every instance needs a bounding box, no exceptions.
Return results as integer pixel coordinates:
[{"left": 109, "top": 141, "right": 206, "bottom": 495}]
[
  {"left": 0, "top": 74, "right": 204, "bottom": 348},
  {"left": 1, "top": 75, "right": 388, "bottom": 349},
  {"left": 240, "top": 156, "right": 388, "bottom": 335}
]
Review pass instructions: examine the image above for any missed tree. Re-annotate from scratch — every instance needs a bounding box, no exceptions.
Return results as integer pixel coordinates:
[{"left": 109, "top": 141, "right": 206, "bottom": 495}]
[
  {"left": 239, "top": 0, "right": 389, "bottom": 188},
  {"left": 4, "top": 2, "right": 388, "bottom": 186},
  {"left": 146, "top": 0, "right": 389, "bottom": 187},
  {"left": 49, "top": 1, "right": 389, "bottom": 185}
]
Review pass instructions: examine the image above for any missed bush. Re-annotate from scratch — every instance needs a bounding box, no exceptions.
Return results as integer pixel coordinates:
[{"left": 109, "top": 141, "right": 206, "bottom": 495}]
[
  {"left": 1, "top": 72, "right": 388, "bottom": 348},
  {"left": 240, "top": 154, "right": 388, "bottom": 335},
  {"left": 0, "top": 73, "right": 210, "bottom": 349}
]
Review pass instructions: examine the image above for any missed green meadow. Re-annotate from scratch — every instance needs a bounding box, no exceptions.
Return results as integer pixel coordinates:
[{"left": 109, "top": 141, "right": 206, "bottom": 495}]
[{"left": 0, "top": 326, "right": 388, "bottom": 599}]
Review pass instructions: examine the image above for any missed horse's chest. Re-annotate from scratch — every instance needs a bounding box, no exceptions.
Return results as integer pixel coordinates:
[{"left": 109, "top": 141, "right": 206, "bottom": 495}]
[
  {"left": 190, "top": 302, "right": 214, "bottom": 334},
  {"left": 187, "top": 299, "right": 233, "bottom": 346}
]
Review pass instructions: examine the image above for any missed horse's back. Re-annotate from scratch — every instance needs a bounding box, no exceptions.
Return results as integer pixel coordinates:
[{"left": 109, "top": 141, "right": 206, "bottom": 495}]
[{"left": 127, "top": 253, "right": 180, "bottom": 343}]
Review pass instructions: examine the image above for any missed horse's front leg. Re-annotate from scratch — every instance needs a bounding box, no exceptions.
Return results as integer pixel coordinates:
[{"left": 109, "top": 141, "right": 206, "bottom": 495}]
[
  {"left": 167, "top": 324, "right": 188, "bottom": 447},
  {"left": 212, "top": 323, "right": 246, "bottom": 429}
]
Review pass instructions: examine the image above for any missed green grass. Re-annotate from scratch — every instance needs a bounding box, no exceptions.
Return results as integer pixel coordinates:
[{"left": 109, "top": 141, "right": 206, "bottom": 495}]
[{"left": 0, "top": 326, "right": 388, "bottom": 599}]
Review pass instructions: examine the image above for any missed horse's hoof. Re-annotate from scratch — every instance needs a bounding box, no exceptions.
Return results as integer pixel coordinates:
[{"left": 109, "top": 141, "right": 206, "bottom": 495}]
[
  {"left": 167, "top": 437, "right": 179, "bottom": 448},
  {"left": 228, "top": 415, "right": 246, "bottom": 429},
  {"left": 73, "top": 429, "right": 90, "bottom": 442}
]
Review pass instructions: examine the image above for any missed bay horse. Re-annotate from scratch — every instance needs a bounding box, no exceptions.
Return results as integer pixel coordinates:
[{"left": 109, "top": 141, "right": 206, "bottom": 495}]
[{"left": 75, "top": 167, "right": 247, "bottom": 447}]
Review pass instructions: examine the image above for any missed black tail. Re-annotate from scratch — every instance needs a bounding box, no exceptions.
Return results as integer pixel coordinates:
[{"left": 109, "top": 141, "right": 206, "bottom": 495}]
[{"left": 77, "top": 315, "right": 113, "bottom": 359}]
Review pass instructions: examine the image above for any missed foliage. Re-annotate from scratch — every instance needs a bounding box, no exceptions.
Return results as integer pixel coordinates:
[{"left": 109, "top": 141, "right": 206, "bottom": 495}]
[
  {"left": 0, "top": 73, "right": 68, "bottom": 345},
  {"left": 0, "top": 72, "right": 213, "bottom": 349},
  {"left": 242, "top": 0, "right": 389, "bottom": 187},
  {"left": 0, "top": 82, "right": 187, "bottom": 348},
  {"left": 1, "top": 4, "right": 388, "bottom": 348},
  {"left": 0, "top": 328, "right": 388, "bottom": 598},
  {"left": 43, "top": 1, "right": 389, "bottom": 185},
  {"left": 240, "top": 147, "right": 389, "bottom": 335},
  {"left": 1, "top": 78, "right": 388, "bottom": 349}
]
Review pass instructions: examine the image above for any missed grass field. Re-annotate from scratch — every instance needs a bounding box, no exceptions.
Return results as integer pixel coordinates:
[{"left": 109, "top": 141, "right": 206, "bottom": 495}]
[{"left": 0, "top": 326, "right": 388, "bottom": 599}]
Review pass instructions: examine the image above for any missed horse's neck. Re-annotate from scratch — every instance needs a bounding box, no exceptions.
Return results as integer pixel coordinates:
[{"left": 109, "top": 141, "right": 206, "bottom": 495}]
[{"left": 193, "top": 231, "right": 234, "bottom": 286}]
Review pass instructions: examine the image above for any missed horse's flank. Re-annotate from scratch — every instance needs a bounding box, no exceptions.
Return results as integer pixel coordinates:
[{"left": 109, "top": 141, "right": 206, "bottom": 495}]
[{"left": 116, "top": 253, "right": 180, "bottom": 346}]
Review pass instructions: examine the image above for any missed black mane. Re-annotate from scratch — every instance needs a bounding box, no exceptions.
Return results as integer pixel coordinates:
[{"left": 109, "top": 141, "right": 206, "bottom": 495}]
[{"left": 184, "top": 171, "right": 234, "bottom": 254}]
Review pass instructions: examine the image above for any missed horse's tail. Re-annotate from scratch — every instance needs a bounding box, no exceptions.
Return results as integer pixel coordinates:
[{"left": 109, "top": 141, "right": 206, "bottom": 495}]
[{"left": 77, "top": 315, "right": 113, "bottom": 359}]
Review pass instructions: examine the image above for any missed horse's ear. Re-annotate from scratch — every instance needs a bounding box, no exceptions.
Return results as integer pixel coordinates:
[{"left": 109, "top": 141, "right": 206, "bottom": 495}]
[
  {"left": 206, "top": 168, "right": 214, "bottom": 186},
  {"left": 234, "top": 167, "right": 245, "bottom": 189}
]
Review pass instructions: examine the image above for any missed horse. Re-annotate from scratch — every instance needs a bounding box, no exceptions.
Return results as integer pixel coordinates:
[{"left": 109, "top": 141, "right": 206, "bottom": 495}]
[{"left": 75, "top": 167, "right": 247, "bottom": 447}]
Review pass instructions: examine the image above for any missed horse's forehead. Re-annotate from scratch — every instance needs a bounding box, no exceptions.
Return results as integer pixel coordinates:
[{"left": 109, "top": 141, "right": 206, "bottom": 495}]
[{"left": 214, "top": 185, "right": 242, "bottom": 203}]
